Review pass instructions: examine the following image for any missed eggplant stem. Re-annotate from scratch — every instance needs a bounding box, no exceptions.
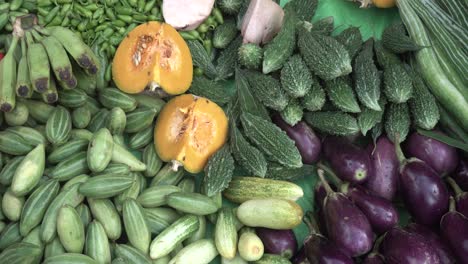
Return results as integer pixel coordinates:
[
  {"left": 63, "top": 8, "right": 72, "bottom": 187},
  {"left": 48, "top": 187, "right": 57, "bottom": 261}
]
[
  {"left": 317, "top": 169, "right": 334, "bottom": 194},
  {"left": 446, "top": 177, "right": 463, "bottom": 196},
  {"left": 317, "top": 162, "right": 343, "bottom": 186},
  {"left": 303, "top": 211, "right": 320, "bottom": 234},
  {"left": 394, "top": 134, "right": 407, "bottom": 163},
  {"left": 449, "top": 196, "right": 456, "bottom": 212},
  {"left": 372, "top": 234, "right": 385, "bottom": 253}
]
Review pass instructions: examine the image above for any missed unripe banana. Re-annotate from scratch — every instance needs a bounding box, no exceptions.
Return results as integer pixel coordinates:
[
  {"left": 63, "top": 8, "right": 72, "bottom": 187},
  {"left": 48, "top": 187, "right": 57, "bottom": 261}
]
[
  {"left": 41, "top": 35, "right": 77, "bottom": 89},
  {"left": 0, "top": 36, "right": 19, "bottom": 112},
  {"left": 26, "top": 31, "right": 50, "bottom": 93}
]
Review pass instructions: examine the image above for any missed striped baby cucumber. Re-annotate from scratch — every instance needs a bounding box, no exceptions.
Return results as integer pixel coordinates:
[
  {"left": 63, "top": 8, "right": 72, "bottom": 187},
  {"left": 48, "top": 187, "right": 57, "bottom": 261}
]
[
  {"left": 43, "top": 253, "right": 99, "bottom": 264},
  {"left": 98, "top": 87, "right": 138, "bottom": 112},
  {"left": 87, "top": 109, "right": 110, "bottom": 133},
  {"left": 236, "top": 199, "right": 303, "bottom": 229},
  {"left": 125, "top": 107, "right": 157, "bottom": 133},
  {"left": 70, "top": 129, "right": 94, "bottom": 141},
  {"left": 44, "top": 237, "right": 66, "bottom": 258},
  {"left": 62, "top": 174, "right": 90, "bottom": 191},
  {"left": 137, "top": 185, "right": 181, "bottom": 208},
  {"left": 114, "top": 173, "right": 141, "bottom": 211},
  {"left": 238, "top": 227, "right": 264, "bottom": 261},
  {"left": 2, "top": 189, "right": 24, "bottom": 221},
  {"left": 142, "top": 144, "right": 162, "bottom": 177},
  {"left": 215, "top": 208, "right": 238, "bottom": 259},
  {"left": 0, "top": 131, "right": 34, "bottom": 155},
  {"left": 45, "top": 106, "right": 72, "bottom": 145},
  {"left": 185, "top": 216, "right": 207, "bottom": 245},
  {"left": 123, "top": 198, "right": 151, "bottom": 254},
  {"left": 87, "top": 128, "right": 114, "bottom": 172},
  {"left": 79, "top": 174, "right": 134, "bottom": 199},
  {"left": 57, "top": 205, "right": 85, "bottom": 253},
  {"left": 76, "top": 203, "right": 92, "bottom": 228},
  {"left": 48, "top": 151, "right": 89, "bottom": 181},
  {"left": 178, "top": 178, "right": 196, "bottom": 193},
  {"left": 85, "top": 220, "right": 111, "bottom": 264},
  {"left": 57, "top": 89, "right": 87, "bottom": 108},
  {"left": 150, "top": 163, "right": 185, "bottom": 186},
  {"left": 22, "top": 226, "right": 44, "bottom": 248},
  {"left": 87, "top": 198, "right": 122, "bottom": 240},
  {"left": 169, "top": 239, "right": 218, "bottom": 264},
  {"left": 128, "top": 125, "right": 153, "bottom": 150},
  {"left": 6, "top": 126, "right": 47, "bottom": 146},
  {"left": 0, "top": 156, "right": 25, "bottom": 186},
  {"left": 112, "top": 142, "right": 146, "bottom": 171},
  {"left": 149, "top": 214, "right": 200, "bottom": 259},
  {"left": 166, "top": 192, "right": 219, "bottom": 216},
  {"left": 10, "top": 144, "right": 45, "bottom": 196},
  {"left": 0, "top": 242, "right": 42, "bottom": 264},
  {"left": 106, "top": 107, "right": 127, "bottom": 135},
  {"left": 115, "top": 244, "right": 152, "bottom": 264},
  {"left": 72, "top": 106, "right": 92, "bottom": 129},
  {"left": 0, "top": 222, "right": 21, "bottom": 250}
]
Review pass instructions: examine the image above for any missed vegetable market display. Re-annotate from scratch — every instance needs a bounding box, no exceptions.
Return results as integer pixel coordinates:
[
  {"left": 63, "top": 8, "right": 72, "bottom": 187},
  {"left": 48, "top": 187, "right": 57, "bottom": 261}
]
[{"left": 0, "top": 0, "right": 467, "bottom": 263}]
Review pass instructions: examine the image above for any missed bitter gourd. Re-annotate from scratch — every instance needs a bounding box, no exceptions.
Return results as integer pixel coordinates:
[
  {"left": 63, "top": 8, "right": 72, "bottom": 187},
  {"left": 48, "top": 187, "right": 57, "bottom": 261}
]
[
  {"left": 384, "top": 103, "right": 411, "bottom": 143},
  {"left": 325, "top": 77, "right": 361, "bottom": 113},
  {"left": 382, "top": 22, "right": 421, "bottom": 54},
  {"left": 301, "top": 77, "right": 326, "bottom": 112},
  {"left": 304, "top": 111, "right": 360, "bottom": 136},
  {"left": 383, "top": 63, "right": 413, "bottom": 104},
  {"left": 280, "top": 55, "right": 312, "bottom": 98},
  {"left": 230, "top": 124, "right": 268, "bottom": 177},
  {"left": 238, "top": 44, "right": 263, "bottom": 70},
  {"left": 354, "top": 39, "right": 382, "bottom": 111},
  {"left": 280, "top": 99, "right": 303, "bottom": 126},
  {"left": 189, "top": 76, "right": 232, "bottom": 106},
  {"left": 409, "top": 74, "right": 440, "bottom": 130},
  {"left": 246, "top": 71, "right": 289, "bottom": 111},
  {"left": 335, "top": 26, "right": 363, "bottom": 59}
]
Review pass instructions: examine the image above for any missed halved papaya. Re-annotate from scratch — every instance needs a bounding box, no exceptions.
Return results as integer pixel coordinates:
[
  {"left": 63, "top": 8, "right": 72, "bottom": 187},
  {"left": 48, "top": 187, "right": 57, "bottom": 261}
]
[{"left": 112, "top": 22, "right": 193, "bottom": 95}]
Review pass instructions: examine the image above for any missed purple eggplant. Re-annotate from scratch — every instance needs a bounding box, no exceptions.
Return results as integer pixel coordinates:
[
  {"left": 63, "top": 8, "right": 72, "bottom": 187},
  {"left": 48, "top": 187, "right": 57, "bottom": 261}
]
[
  {"left": 365, "top": 136, "right": 399, "bottom": 200},
  {"left": 404, "top": 131, "right": 459, "bottom": 176},
  {"left": 440, "top": 198, "right": 468, "bottom": 263},
  {"left": 323, "top": 137, "right": 372, "bottom": 184},
  {"left": 396, "top": 143, "right": 449, "bottom": 227},
  {"left": 405, "top": 222, "right": 456, "bottom": 264},
  {"left": 291, "top": 247, "right": 310, "bottom": 264},
  {"left": 318, "top": 170, "right": 373, "bottom": 257},
  {"left": 303, "top": 212, "right": 354, "bottom": 264},
  {"left": 446, "top": 177, "right": 468, "bottom": 217},
  {"left": 363, "top": 253, "right": 385, "bottom": 264},
  {"left": 272, "top": 114, "right": 321, "bottom": 165},
  {"left": 256, "top": 228, "right": 297, "bottom": 259},
  {"left": 453, "top": 158, "right": 468, "bottom": 191},
  {"left": 382, "top": 227, "right": 441, "bottom": 264},
  {"left": 341, "top": 183, "right": 399, "bottom": 234},
  {"left": 314, "top": 181, "right": 336, "bottom": 235}
]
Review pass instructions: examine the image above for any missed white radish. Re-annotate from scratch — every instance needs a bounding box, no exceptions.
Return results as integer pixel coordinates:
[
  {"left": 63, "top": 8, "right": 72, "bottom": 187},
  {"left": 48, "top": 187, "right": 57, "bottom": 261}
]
[
  {"left": 241, "top": 0, "right": 284, "bottom": 45},
  {"left": 162, "top": 0, "right": 216, "bottom": 31}
]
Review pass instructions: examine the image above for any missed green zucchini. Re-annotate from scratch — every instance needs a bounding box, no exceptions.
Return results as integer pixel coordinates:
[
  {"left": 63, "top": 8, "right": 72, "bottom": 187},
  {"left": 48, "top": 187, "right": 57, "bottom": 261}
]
[
  {"left": 335, "top": 26, "right": 363, "bottom": 59},
  {"left": 384, "top": 103, "right": 411, "bottom": 143},
  {"left": 298, "top": 28, "right": 352, "bottom": 80},
  {"left": 301, "top": 78, "right": 326, "bottom": 112},
  {"left": 230, "top": 124, "right": 268, "bottom": 177},
  {"left": 280, "top": 99, "right": 303, "bottom": 126},
  {"left": 409, "top": 74, "right": 440, "bottom": 130},
  {"left": 262, "top": 9, "right": 297, "bottom": 74},
  {"left": 383, "top": 63, "right": 413, "bottom": 103},
  {"left": 223, "top": 177, "right": 303, "bottom": 203},
  {"left": 213, "top": 19, "right": 238, "bottom": 49},
  {"left": 325, "top": 77, "right": 361, "bottom": 113},
  {"left": 203, "top": 145, "right": 235, "bottom": 196},
  {"left": 240, "top": 112, "right": 302, "bottom": 168},
  {"left": 304, "top": 111, "right": 359, "bottom": 136},
  {"left": 382, "top": 22, "right": 421, "bottom": 53},
  {"left": 280, "top": 55, "right": 312, "bottom": 98},
  {"left": 187, "top": 40, "right": 217, "bottom": 79},
  {"left": 246, "top": 71, "right": 289, "bottom": 111},
  {"left": 188, "top": 76, "right": 232, "bottom": 106},
  {"left": 235, "top": 69, "right": 270, "bottom": 121}
]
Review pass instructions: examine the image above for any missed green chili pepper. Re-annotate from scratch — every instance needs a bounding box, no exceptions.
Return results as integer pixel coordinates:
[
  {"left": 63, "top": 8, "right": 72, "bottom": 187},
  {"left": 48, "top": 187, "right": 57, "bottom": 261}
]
[
  {"left": 105, "top": 64, "right": 112, "bottom": 82},
  {"left": 117, "top": 27, "right": 126, "bottom": 35},
  {"left": 132, "top": 14, "right": 147, "bottom": 21},
  {"left": 109, "top": 35, "right": 123, "bottom": 46},
  {"left": 123, "top": 23, "right": 137, "bottom": 36},
  {"left": 105, "top": 8, "right": 116, "bottom": 20},
  {"left": 115, "top": 5, "right": 134, "bottom": 15},
  {"left": 147, "top": 15, "right": 160, "bottom": 21},
  {"left": 37, "top": 0, "right": 52, "bottom": 7},
  {"left": 128, "top": 0, "right": 138, "bottom": 7},
  {"left": 85, "top": 3, "right": 100, "bottom": 11},
  {"left": 203, "top": 39, "right": 213, "bottom": 55},
  {"left": 144, "top": 0, "right": 156, "bottom": 13},
  {"left": 94, "top": 24, "right": 108, "bottom": 32},
  {"left": 60, "top": 16, "right": 71, "bottom": 27},
  {"left": 102, "top": 27, "right": 114, "bottom": 38},
  {"left": 117, "top": 14, "right": 132, "bottom": 23},
  {"left": 205, "top": 16, "right": 216, "bottom": 27},
  {"left": 57, "top": 0, "right": 73, "bottom": 3},
  {"left": 112, "top": 19, "right": 126, "bottom": 27},
  {"left": 60, "top": 3, "right": 73, "bottom": 14},
  {"left": 194, "top": 67, "right": 204, "bottom": 76},
  {"left": 75, "top": 4, "right": 93, "bottom": 18},
  {"left": 137, "top": 0, "right": 145, "bottom": 12},
  {"left": 44, "top": 6, "right": 60, "bottom": 24},
  {"left": 197, "top": 24, "right": 209, "bottom": 33},
  {"left": 212, "top": 7, "right": 224, "bottom": 24},
  {"left": 77, "top": 20, "right": 89, "bottom": 32},
  {"left": 37, "top": 7, "right": 49, "bottom": 16},
  {"left": 151, "top": 7, "right": 160, "bottom": 16},
  {"left": 93, "top": 8, "right": 105, "bottom": 20},
  {"left": 70, "top": 18, "right": 81, "bottom": 27}
]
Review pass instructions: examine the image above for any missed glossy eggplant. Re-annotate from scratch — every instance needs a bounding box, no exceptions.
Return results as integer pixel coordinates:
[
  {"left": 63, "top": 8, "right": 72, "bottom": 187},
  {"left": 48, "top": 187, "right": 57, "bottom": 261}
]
[
  {"left": 453, "top": 159, "right": 468, "bottom": 191},
  {"left": 341, "top": 183, "right": 399, "bottom": 234},
  {"left": 363, "top": 253, "right": 385, "bottom": 264},
  {"left": 404, "top": 131, "right": 459, "bottom": 176},
  {"left": 382, "top": 227, "right": 441, "bottom": 264},
  {"left": 303, "top": 212, "right": 354, "bottom": 264},
  {"left": 446, "top": 177, "right": 468, "bottom": 217},
  {"left": 405, "top": 222, "right": 456, "bottom": 264},
  {"left": 319, "top": 170, "right": 373, "bottom": 257},
  {"left": 256, "top": 227, "right": 297, "bottom": 259},
  {"left": 314, "top": 181, "right": 335, "bottom": 235},
  {"left": 440, "top": 198, "right": 468, "bottom": 263},
  {"left": 365, "top": 136, "right": 399, "bottom": 200},
  {"left": 397, "top": 142, "right": 449, "bottom": 227},
  {"left": 323, "top": 137, "right": 372, "bottom": 184},
  {"left": 272, "top": 114, "right": 321, "bottom": 165}
]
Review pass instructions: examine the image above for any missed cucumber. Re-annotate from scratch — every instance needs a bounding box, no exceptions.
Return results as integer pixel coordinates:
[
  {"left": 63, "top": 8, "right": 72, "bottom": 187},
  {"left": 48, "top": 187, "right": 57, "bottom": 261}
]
[
  {"left": 262, "top": 5, "right": 298, "bottom": 74},
  {"left": 238, "top": 228, "right": 264, "bottom": 261},
  {"left": 48, "top": 139, "right": 89, "bottom": 164},
  {"left": 43, "top": 253, "right": 99, "bottom": 264},
  {"left": 169, "top": 239, "right": 218, "bottom": 264},
  {"left": 87, "top": 198, "right": 122, "bottom": 240},
  {"left": 85, "top": 220, "right": 111, "bottom": 264},
  {"left": 246, "top": 71, "right": 289, "bottom": 112},
  {"left": 325, "top": 77, "right": 361, "bottom": 113},
  {"left": 72, "top": 106, "right": 91, "bottom": 129},
  {"left": 87, "top": 108, "right": 110, "bottom": 133},
  {"left": 114, "top": 172, "right": 142, "bottom": 211},
  {"left": 383, "top": 63, "right": 413, "bottom": 104},
  {"left": 123, "top": 198, "right": 151, "bottom": 254},
  {"left": 57, "top": 205, "right": 85, "bottom": 253},
  {"left": 128, "top": 125, "right": 153, "bottom": 150},
  {"left": 236, "top": 199, "right": 303, "bottom": 229},
  {"left": 87, "top": 128, "right": 114, "bottom": 172},
  {"left": 48, "top": 151, "right": 89, "bottom": 181},
  {"left": 45, "top": 238, "right": 66, "bottom": 258},
  {"left": 137, "top": 185, "right": 181, "bottom": 208},
  {"left": 252, "top": 254, "right": 291, "bottom": 264},
  {"left": 235, "top": 69, "right": 270, "bottom": 121},
  {"left": 300, "top": 76, "right": 326, "bottom": 112},
  {"left": 238, "top": 43, "right": 263, "bottom": 70},
  {"left": 5, "top": 126, "right": 47, "bottom": 146},
  {"left": 240, "top": 112, "right": 302, "bottom": 168},
  {"left": 298, "top": 28, "right": 352, "bottom": 80},
  {"left": 382, "top": 22, "right": 421, "bottom": 54},
  {"left": 10, "top": 143, "right": 45, "bottom": 196},
  {"left": 150, "top": 163, "right": 184, "bottom": 186},
  {"left": 41, "top": 183, "right": 84, "bottom": 243},
  {"left": 115, "top": 244, "right": 152, "bottom": 264},
  {"left": 213, "top": 19, "right": 238, "bottom": 49},
  {"left": 2, "top": 190, "right": 24, "bottom": 221},
  {"left": 125, "top": 107, "right": 157, "bottom": 133},
  {"left": 223, "top": 177, "right": 303, "bottom": 203},
  {"left": 230, "top": 124, "right": 267, "bottom": 177},
  {"left": 189, "top": 76, "right": 232, "bottom": 106},
  {"left": 46, "top": 106, "right": 72, "bottom": 145},
  {"left": 384, "top": 102, "right": 411, "bottom": 143},
  {"left": 106, "top": 107, "right": 127, "bottom": 135},
  {"left": 0, "top": 242, "right": 42, "bottom": 264},
  {"left": 353, "top": 40, "right": 381, "bottom": 111},
  {"left": 216, "top": 36, "right": 242, "bottom": 80},
  {"left": 304, "top": 111, "right": 359, "bottom": 136},
  {"left": 215, "top": 208, "right": 238, "bottom": 259},
  {"left": 187, "top": 40, "right": 218, "bottom": 79},
  {"left": 166, "top": 192, "right": 219, "bottom": 216},
  {"left": 185, "top": 215, "right": 206, "bottom": 244},
  {"left": 203, "top": 145, "right": 235, "bottom": 196},
  {"left": 409, "top": 74, "right": 440, "bottom": 130},
  {"left": 57, "top": 89, "right": 87, "bottom": 108},
  {"left": 222, "top": 254, "right": 248, "bottom": 264},
  {"left": 149, "top": 214, "right": 200, "bottom": 259},
  {"left": 98, "top": 87, "right": 138, "bottom": 112},
  {"left": 280, "top": 55, "right": 312, "bottom": 98},
  {"left": 0, "top": 222, "right": 22, "bottom": 250},
  {"left": 20, "top": 179, "right": 60, "bottom": 236},
  {"left": 334, "top": 26, "right": 363, "bottom": 59},
  {"left": 142, "top": 144, "right": 162, "bottom": 177},
  {"left": 79, "top": 174, "right": 134, "bottom": 198}
]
